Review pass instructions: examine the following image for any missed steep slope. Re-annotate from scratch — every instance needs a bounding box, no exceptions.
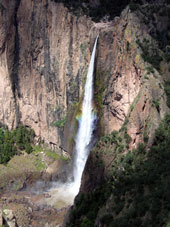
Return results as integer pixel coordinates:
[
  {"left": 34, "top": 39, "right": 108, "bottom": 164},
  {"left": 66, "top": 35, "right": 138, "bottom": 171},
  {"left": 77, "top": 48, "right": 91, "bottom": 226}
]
[
  {"left": 65, "top": 3, "right": 170, "bottom": 227},
  {"left": 1, "top": 0, "right": 168, "bottom": 151},
  {"left": 0, "top": 0, "right": 93, "bottom": 150},
  {"left": 1, "top": 1, "right": 170, "bottom": 226}
]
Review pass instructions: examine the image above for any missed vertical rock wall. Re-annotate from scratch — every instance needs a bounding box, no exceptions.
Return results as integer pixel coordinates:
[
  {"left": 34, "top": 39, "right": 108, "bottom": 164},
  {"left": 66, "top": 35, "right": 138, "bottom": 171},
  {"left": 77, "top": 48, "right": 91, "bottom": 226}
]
[
  {"left": 0, "top": 1, "right": 169, "bottom": 151},
  {"left": 0, "top": 0, "right": 93, "bottom": 148}
]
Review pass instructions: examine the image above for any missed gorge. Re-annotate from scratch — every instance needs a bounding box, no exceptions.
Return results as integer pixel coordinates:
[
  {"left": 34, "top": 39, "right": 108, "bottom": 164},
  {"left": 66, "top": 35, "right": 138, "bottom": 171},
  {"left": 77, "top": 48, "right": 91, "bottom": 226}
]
[{"left": 0, "top": 0, "right": 170, "bottom": 227}]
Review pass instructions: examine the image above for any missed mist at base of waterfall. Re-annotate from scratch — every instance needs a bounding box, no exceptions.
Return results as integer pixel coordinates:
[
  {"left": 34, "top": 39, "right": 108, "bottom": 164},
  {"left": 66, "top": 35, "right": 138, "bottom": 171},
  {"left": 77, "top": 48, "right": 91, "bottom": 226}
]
[
  {"left": 35, "top": 181, "right": 78, "bottom": 209},
  {"left": 23, "top": 169, "right": 78, "bottom": 210},
  {"left": 37, "top": 37, "right": 98, "bottom": 209}
]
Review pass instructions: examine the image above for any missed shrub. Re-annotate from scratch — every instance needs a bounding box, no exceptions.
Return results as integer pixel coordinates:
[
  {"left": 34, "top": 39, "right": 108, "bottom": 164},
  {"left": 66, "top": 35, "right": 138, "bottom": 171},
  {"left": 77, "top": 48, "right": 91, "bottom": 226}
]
[
  {"left": 137, "top": 39, "right": 163, "bottom": 71},
  {"left": 68, "top": 114, "right": 170, "bottom": 226},
  {"left": 146, "top": 66, "right": 154, "bottom": 74},
  {"left": 51, "top": 117, "right": 66, "bottom": 128},
  {"left": 0, "top": 125, "right": 35, "bottom": 164},
  {"left": 153, "top": 99, "right": 160, "bottom": 112}
]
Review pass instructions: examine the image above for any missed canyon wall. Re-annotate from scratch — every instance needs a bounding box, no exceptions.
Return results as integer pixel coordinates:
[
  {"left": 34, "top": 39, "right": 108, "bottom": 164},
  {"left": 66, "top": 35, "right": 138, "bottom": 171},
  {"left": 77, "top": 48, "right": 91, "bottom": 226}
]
[
  {"left": 95, "top": 6, "right": 169, "bottom": 149},
  {"left": 64, "top": 3, "right": 170, "bottom": 226},
  {"left": 0, "top": 0, "right": 93, "bottom": 149},
  {"left": 0, "top": 1, "right": 169, "bottom": 152}
]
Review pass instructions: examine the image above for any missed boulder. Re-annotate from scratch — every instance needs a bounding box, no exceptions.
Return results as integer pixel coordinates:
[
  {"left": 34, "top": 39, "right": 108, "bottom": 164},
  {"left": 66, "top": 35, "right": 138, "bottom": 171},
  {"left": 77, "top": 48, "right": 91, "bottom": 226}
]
[{"left": 3, "top": 209, "right": 17, "bottom": 227}]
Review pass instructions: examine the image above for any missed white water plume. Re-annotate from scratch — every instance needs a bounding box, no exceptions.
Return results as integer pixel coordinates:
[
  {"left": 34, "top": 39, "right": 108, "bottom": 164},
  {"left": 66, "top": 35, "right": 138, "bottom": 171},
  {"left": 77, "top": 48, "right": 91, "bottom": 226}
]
[
  {"left": 42, "top": 37, "right": 98, "bottom": 208},
  {"left": 72, "top": 36, "right": 98, "bottom": 195}
]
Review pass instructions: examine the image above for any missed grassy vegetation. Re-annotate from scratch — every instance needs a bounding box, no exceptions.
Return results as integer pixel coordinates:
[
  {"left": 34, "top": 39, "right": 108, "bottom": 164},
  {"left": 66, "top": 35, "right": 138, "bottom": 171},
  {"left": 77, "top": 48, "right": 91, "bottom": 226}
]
[
  {"left": 80, "top": 42, "right": 88, "bottom": 59},
  {"left": 51, "top": 117, "right": 66, "bottom": 128},
  {"left": 33, "top": 144, "right": 69, "bottom": 161},
  {"left": 129, "top": 92, "right": 141, "bottom": 113},
  {"left": 34, "top": 158, "right": 46, "bottom": 172},
  {"left": 0, "top": 154, "right": 45, "bottom": 192},
  {"left": 67, "top": 114, "right": 170, "bottom": 227},
  {"left": 93, "top": 70, "right": 106, "bottom": 134},
  {"left": 45, "top": 150, "right": 59, "bottom": 160},
  {"left": 0, "top": 125, "right": 35, "bottom": 164},
  {"left": 153, "top": 99, "right": 160, "bottom": 112}
]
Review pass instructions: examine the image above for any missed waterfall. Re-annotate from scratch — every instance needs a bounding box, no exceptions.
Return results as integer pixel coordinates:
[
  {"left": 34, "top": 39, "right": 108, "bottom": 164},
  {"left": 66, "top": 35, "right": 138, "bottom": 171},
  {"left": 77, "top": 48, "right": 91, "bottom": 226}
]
[
  {"left": 44, "top": 37, "right": 98, "bottom": 207},
  {"left": 72, "top": 36, "right": 98, "bottom": 195}
]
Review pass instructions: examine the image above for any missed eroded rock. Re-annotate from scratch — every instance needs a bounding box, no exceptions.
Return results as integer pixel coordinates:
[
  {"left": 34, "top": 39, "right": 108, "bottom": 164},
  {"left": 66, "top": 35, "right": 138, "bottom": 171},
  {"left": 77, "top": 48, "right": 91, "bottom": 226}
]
[{"left": 3, "top": 209, "right": 17, "bottom": 227}]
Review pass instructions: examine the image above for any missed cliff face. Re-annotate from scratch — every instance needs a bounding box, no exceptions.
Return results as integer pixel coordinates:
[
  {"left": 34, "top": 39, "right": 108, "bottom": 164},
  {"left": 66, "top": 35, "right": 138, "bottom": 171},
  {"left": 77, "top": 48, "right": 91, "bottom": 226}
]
[
  {"left": 84, "top": 1, "right": 170, "bottom": 195},
  {"left": 0, "top": 0, "right": 93, "bottom": 148},
  {"left": 96, "top": 6, "right": 169, "bottom": 149},
  {"left": 1, "top": 0, "right": 170, "bottom": 226},
  {"left": 65, "top": 3, "right": 170, "bottom": 227},
  {"left": 1, "top": 1, "right": 169, "bottom": 151}
]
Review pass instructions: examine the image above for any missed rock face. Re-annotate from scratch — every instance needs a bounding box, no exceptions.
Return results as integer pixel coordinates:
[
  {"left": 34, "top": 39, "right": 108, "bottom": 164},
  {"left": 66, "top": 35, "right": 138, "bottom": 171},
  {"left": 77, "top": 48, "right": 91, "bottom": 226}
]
[
  {"left": 0, "top": 0, "right": 93, "bottom": 149},
  {"left": 1, "top": 0, "right": 169, "bottom": 151},
  {"left": 1, "top": 1, "right": 168, "bottom": 152},
  {"left": 1, "top": 1, "right": 170, "bottom": 226},
  {"left": 64, "top": 3, "right": 170, "bottom": 226},
  {"left": 94, "top": 7, "right": 169, "bottom": 149},
  {"left": 3, "top": 209, "right": 17, "bottom": 227}
]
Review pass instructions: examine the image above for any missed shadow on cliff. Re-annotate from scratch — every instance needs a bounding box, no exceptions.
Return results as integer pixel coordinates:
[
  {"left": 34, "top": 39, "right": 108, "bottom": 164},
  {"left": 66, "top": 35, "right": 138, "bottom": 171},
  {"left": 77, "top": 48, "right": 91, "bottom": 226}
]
[
  {"left": 65, "top": 114, "right": 170, "bottom": 227},
  {"left": 52, "top": 0, "right": 133, "bottom": 21}
]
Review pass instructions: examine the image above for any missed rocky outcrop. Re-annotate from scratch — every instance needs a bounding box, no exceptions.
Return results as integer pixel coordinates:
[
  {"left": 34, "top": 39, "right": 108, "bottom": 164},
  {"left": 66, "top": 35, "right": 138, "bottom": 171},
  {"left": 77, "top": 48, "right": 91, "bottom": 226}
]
[
  {"left": 94, "top": 5, "right": 169, "bottom": 149},
  {"left": 2, "top": 209, "right": 17, "bottom": 227}
]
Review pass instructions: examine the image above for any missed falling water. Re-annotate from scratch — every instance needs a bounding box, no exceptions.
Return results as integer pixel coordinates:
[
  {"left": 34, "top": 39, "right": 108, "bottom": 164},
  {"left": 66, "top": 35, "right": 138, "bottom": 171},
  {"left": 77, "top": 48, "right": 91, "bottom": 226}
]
[
  {"left": 72, "top": 36, "right": 98, "bottom": 195},
  {"left": 43, "top": 37, "right": 98, "bottom": 208}
]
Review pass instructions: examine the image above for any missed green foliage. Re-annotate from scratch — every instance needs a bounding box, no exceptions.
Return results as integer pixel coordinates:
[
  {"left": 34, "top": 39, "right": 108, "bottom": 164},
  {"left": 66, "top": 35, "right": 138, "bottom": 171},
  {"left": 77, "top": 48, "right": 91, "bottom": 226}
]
[
  {"left": 141, "top": 5, "right": 170, "bottom": 64},
  {"left": 124, "top": 132, "right": 132, "bottom": 144},
  {"left": 165, "top": 82, "right": 170, "bottom": 108},
  {"left": 143, "top": 130, "right": 149, "bottom": 143},
  {"left": 120, "top": 117, "right": 129, "bottom": 132},
  {"left": 80, "top": 42, "right": 88, "bottom": 59},
  {"left": 67, "top": 114, "right": 170, "bottom": 226},
  {"left": 66, "top": 183, "right": 112, "bottom": 227},
  {"left": 137, "top": 39, "right": 163, "bottom": 71},
  {"left": 94, "top": 71, "right": 105, "bottom": 112},
  {"left": 153, "top": 99, "right": 160, "bottom": 112},
  {"left": 93, "top": 70, "right": 106, "bottom": 134},
  {"left": 0, "top": 125, "right": 35, "bottom": 164},
  {"left": 100, "top": 131, "right": 119, "bottom": 145},
  {"left": 25, "top": 143, "right": 32, "bottom": 154},
  {"left": 45, "top": 150, "right": 59, "bottom": 160},
  {"left": 80, "top": 217, "right": 93, "bottom": 227},
  {"left": 144, "top": 75, "right": 149, "bottom": 80},
  {"left": 35, "top": 159, "right": 46, "bottom": 172},
  {"left": 129, "top": 92, "right": 141, "bottom": 114},
  {"left": 51, "top": 117, "right": 66, "bottom": 128},
  {"left": 33, "top": 145, "right": 44, "bottom": 154},
  {"left": 146, "top": 66, "right": 154, "bottom": 74}
]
